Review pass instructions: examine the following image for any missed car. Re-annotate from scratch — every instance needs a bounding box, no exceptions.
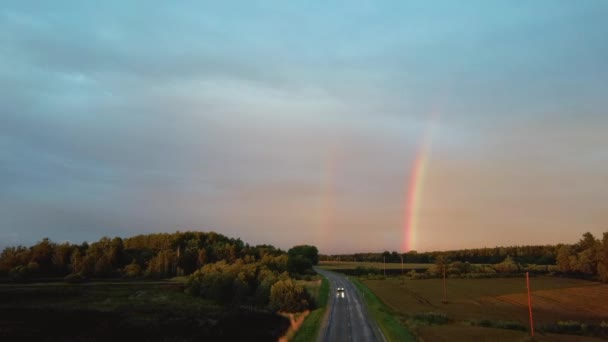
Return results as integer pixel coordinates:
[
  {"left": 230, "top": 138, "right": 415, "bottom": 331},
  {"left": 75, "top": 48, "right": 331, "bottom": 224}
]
[{"left": 336, "top": 287, "right": 345, "bottom": 298}]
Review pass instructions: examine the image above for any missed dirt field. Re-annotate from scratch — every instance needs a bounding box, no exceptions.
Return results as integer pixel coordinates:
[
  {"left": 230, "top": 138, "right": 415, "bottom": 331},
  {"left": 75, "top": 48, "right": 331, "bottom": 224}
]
[{"left": 363, "top": 276, "right": 608, "bottom": 340}]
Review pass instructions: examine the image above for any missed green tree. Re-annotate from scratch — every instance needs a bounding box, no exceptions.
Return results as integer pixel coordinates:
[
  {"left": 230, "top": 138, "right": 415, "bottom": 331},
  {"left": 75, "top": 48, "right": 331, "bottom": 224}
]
[
  {"left": 52, "top": 243, "right": 73, "bottom": 275},
  {"left": 269, "top": 279, "right": 310, "bottom": 312},
  {"left": 287, "top": 245, "right": 319, "bottom": 274},
  {"left": 94, "top": 255, "right": 113, "bottom": 277},
  {"left": 577, "top": 232, "right": 596, "bottom": 252},
  {"left": 147, "top": 249, "right": 177, "bottom": 278},
  {"left": 30, "top": 238, "right": 54, "bottom": 275},
  {"left": 435, "top": 254, "right": 449, "bottom": 303},
  {"left": 556, "top": 245, "right": 573, "bottom": 272},
  {"left": 0, "top": 246, "right": 30, "bottom": 274},
  {"left": 109, "top": 237, "right": 124, "bottom": 268},
  {"left": 597, "top": 232, "right": 608, "bottom": 282}
]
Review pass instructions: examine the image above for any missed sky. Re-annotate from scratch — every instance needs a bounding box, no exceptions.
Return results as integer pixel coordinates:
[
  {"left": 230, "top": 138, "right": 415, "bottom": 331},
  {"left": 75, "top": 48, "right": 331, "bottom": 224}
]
[{"left": 1, "top": 1, "right": 607, "bottom": 254}]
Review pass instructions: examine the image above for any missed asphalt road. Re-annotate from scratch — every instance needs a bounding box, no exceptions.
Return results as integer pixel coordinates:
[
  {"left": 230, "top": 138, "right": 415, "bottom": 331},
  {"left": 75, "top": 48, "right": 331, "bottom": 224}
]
[{"left": 315, "top": 268, "right": 386, "bottom": 342}]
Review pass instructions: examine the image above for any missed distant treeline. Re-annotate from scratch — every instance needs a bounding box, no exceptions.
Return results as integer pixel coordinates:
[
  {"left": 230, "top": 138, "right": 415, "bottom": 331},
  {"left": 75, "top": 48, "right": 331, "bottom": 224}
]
[
  {"left": 322, "top": 244, "right": 559, "bottom": 265},
  {"left": 323, "top": 231, "right": 608, "bottom": 283}
]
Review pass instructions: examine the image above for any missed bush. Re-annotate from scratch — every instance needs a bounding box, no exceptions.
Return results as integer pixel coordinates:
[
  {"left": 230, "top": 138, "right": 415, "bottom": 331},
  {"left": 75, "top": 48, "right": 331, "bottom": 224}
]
[
  {"left": 64, "top": 272, "right": 86, "bottom": 284},
  {"left": 469, "top": 319, "right": 525, "bottom": 331},
  {"left": 8, "top": 263, "right": 38, "bottom": 282},
  {"left": 541, "top": 320, "right": 608, "bottom": 338},
  {"left": 354, "top": 266, "right": 380, "bottom": 276},
  {"left": 123, "top": 262, "right": 142, "bottom": 278},
  {"left": 410, "top": 312, "right": 449, "bottom": 325},
  {"left": 493, "top": 256, "right": 520, "bottom": 273}
]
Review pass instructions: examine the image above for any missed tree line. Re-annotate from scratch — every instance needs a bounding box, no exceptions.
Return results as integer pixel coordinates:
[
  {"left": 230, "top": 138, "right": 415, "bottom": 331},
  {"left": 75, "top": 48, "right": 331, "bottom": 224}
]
[
  {"left": 325, "top": 231, "right": 608, "bottom": 283},
  {"left": 0, "top": 231, "right": 320, "bottom": 312},
  {"left": 322, "top": 244, "right": 559, "bottom": 265},
  {"left": 0, "top": 231, "right": 316, "bottom": 281},
  {"left": 426, "top": 232, "right": 608, "bottom": 282}
]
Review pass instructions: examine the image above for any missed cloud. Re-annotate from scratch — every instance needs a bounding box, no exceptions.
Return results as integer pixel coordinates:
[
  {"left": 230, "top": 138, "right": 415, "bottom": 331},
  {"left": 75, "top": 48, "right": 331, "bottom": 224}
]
[{"left": 1, "top": 1, "right": 607, "bottom": 252}]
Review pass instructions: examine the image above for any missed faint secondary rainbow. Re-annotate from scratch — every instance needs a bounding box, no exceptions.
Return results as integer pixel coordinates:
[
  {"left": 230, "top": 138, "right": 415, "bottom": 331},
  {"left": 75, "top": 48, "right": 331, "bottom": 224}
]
[
  {"left": 318, "top": 148, "right": 338, "bottom": 247},
  {"left": 402, "top": 119, "right": 437, "bottom": 253}
]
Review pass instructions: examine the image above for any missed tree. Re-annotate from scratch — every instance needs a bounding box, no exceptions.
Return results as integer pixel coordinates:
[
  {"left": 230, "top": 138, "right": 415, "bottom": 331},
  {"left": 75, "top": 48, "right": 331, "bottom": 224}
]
[
  {"left": 287, "top": 245, "right": 319, "bottom": 274},
  {"left": 577, "top": 232, "right": 596, "bottom": 252},
  {"left": 597, "top": 232, "right": 608, "bottom": 283},
  {"left": 52, "top": 243, "right": 72, "bottom": 275},
  {"left": 30, "top": 238, "right": 54, "bottom": 275},
  {"left": 556, "top": 245, "right": 573, "bottom": 272},
  {"left": 435, "top": 254, "right": 449, "bottom": 303},
  {"left": 0, "top": 246, "right": 30, "bottom": 274},
  {"left": 269, "top": 279, "right": 310, "bottom": 312},
  {"left": 109, "top": 237, "right": 124, "bottom": 268},
  {"left": 147, "top": 249, "right": 177, "bottom": 278},
  {"left": 94, "top": 255, "right": 113, "bottom": 277}
]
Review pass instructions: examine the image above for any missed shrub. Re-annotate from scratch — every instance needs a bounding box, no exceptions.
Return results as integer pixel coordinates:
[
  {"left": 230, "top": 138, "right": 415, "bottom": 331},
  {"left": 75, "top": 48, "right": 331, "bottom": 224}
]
[
  {"left": 493, "top": 256, "right": 521, "bottom": 273},
  {"left": 469, "top": 319, "right": 525, "bottom": 331},
  {"left": 64, "top": 272, "right": 86, "bottom": 284},
  {"left": 410, "top": 312, "right": 449, "bottom": 325},
  {"left": 354, "top": 266, "right": 380, "bottom": 276},
  {"left": 8, "top": 263, "right": 38, "bottom": 282},
  {"left": 123, "top": 261, "right": 142, "bottom": 278}
]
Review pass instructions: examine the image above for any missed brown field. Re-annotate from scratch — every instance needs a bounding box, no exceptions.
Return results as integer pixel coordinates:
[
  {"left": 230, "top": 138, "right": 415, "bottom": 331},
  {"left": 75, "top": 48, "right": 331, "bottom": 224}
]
[
  {"left": 319, "top": 261, "right": 431, "bottom": 270},
  {"left": 363, "top": 276, "right": 608, "bottom": 341}
]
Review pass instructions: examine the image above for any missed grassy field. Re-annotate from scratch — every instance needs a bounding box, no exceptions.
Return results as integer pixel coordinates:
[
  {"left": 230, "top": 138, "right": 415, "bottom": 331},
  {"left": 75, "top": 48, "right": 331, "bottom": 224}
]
[
  {"left": 361, "top": 276, "right": 608, "bottom": 341},
  {"left": 351, "top": 277, "right": 416, "bottom": 342},
  {"left": 319, "top": 261, "right": 431, "bottom": 271},
  {"left": 0, "top": 280, "right": 288, "bottom": 341}
]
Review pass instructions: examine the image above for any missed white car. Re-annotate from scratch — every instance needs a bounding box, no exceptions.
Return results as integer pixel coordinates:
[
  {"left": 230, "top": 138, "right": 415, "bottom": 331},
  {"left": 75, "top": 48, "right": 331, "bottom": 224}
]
[{"left": 336, "top": 287, "right": 345, "bottom": 298}]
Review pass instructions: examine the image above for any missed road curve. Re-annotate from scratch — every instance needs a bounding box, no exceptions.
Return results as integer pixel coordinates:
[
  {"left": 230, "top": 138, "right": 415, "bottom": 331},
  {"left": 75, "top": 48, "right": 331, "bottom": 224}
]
[{"left": 315, "top": 267, "right": 386, "bottom": 342}]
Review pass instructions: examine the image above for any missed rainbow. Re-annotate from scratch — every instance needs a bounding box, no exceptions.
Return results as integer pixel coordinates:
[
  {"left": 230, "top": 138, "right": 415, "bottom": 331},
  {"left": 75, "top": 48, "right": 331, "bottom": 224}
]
[
  {"left": 318, "top": 148, "right": 338, "bottom": 247},
  {"left": 402, "top": 119, "right": 436, "bottom": 253}
]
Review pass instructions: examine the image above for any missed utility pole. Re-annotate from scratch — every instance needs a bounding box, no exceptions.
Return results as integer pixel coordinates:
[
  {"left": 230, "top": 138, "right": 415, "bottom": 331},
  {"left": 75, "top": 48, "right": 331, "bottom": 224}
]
[
  {"left": 526, "top": 272, "right": 534, "bottom": 337},
  {"left": 383, "top": 256, "right": 386, "bottom": 277},
  {"left": 442, "top": 263, "right": 447, "bottom": 304}
]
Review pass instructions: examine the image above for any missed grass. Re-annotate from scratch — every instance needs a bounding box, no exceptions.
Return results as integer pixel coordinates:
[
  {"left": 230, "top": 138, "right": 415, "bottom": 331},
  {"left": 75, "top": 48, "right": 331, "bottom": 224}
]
[
  {"left": 292, "top": 276, "right": 330, "bottom": 342},
  {"left": 351, "top": 277, "right": 416, "bottom": 342},
  {"left": 0, "top": 281, "right": 289, "bottom": 341}
]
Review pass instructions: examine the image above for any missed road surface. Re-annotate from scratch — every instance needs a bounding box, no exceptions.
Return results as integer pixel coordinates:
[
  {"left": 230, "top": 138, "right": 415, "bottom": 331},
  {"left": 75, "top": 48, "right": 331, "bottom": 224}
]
[{"left": 315, "top": 267, "right": 386, "bottom": 342}]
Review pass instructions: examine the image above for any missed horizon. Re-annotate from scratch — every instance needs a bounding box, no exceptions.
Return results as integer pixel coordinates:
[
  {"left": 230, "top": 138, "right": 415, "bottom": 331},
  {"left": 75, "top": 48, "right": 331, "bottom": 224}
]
[{"left": 2, "top": 1, "right": 608, "bottom": 254}]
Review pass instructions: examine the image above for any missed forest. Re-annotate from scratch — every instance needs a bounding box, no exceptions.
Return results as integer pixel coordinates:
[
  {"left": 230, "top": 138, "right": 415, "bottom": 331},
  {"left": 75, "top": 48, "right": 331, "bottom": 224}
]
[{"left": 0, "top": 231, "right": 320, "bottom": 312}]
